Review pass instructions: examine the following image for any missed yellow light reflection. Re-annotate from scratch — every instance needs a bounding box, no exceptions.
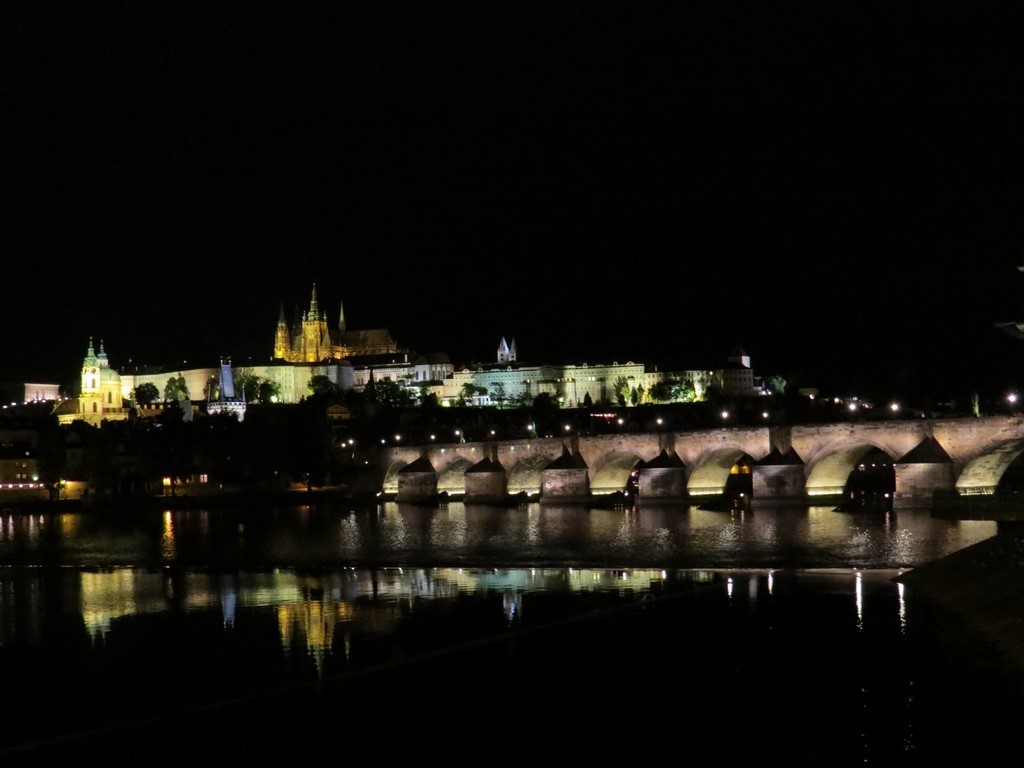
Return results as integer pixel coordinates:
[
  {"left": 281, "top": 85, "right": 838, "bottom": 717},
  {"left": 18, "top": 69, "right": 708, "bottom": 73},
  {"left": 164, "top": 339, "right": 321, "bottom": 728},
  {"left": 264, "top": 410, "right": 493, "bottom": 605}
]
[{"left": 161, "top": 510, "right": 176, "bottom": 561}]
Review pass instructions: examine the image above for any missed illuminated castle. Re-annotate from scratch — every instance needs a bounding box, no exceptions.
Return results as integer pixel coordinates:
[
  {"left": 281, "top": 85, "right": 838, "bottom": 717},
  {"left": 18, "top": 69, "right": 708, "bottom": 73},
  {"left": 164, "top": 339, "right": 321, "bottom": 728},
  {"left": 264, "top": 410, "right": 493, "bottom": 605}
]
[{"left": 273, "top": 284, "right": 401, "bottom": 363}]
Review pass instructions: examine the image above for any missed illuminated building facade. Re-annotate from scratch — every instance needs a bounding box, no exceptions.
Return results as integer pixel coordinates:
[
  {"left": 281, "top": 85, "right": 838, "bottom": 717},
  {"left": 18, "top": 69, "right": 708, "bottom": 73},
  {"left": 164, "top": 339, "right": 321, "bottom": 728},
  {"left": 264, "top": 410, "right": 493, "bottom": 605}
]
[
  {"left": 273, "top": 284, "right": 400, "bottom": 363},
  {"left": 55, "top": 338, "right": 130, "bottom": 426}
]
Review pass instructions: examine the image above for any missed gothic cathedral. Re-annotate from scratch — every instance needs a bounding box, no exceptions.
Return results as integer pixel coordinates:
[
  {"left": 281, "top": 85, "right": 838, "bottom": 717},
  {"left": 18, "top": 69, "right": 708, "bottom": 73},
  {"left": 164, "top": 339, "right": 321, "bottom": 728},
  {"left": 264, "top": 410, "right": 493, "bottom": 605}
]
[{"left": 273, "top": 284, "right": 401, "bottom": 363}]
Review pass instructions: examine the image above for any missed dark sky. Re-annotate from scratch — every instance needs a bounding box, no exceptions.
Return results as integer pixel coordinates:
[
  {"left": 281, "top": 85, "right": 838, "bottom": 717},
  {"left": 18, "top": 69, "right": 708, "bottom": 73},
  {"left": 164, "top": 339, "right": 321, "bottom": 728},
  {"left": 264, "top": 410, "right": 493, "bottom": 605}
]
[{"left": 4, "top": 1, "right": 1024, "bottom": 401}]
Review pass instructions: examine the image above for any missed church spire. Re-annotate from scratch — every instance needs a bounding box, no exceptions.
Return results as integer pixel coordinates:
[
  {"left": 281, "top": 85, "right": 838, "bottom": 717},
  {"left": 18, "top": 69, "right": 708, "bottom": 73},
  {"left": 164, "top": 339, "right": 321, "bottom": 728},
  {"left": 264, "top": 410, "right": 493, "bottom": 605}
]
[
  {"left": 338, "top": 299, "right": 346, "bottom": 333},
  {"left": 84, "top": 337, "right": 98, "bottom": 366},
  {"left": 309, "top": 283, "right": 320, "bottom": 320}
]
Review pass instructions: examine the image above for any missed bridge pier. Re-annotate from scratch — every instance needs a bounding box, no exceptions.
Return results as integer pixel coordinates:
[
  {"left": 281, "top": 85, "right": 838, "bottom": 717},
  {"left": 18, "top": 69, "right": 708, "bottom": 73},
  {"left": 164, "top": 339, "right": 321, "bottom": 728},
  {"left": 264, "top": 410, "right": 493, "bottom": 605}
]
[
  {"left": 893, "top": 437, "right": 956, "bottom": 508},
  {"left": 395, "top": 456, "right": 438, "bottom": 503},
  {"left": 750, "top": 448, "right": 806, "bottom": 506},
  {"left": 636, "top": 450, "right": 687, "bottom": 501},
  {"left": 464, "top": 456, "right": 508, "bottom": 503},
  {"left": 540, "top": 446, "right": 590, "bottom": 504}
]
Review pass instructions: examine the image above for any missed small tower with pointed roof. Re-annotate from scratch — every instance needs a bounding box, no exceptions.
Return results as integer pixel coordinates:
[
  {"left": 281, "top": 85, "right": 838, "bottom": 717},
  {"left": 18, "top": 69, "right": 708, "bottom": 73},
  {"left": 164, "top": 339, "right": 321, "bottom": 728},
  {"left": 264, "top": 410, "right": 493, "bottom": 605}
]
[
  {"left": 497, "top": 337, "right": 517, "bottom": 363},
  {"left": 274, "top": 303, "right": 292, "bottom": 360}
]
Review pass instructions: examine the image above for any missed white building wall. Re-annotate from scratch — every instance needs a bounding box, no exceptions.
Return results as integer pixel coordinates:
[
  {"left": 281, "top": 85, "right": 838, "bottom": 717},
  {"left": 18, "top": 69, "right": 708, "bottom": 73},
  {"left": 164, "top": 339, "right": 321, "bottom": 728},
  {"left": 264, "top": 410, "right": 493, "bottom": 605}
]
[{"left": 23, "top": 383, "right": 60, "bottom": 402}]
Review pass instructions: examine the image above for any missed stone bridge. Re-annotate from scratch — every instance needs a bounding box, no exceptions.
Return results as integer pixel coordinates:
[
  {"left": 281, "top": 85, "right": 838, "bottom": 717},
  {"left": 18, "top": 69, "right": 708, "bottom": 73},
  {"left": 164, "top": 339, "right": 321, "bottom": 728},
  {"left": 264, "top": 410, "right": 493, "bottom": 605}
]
[{"left": 377, "top": 415, "right": 1024, "bottom": 506}]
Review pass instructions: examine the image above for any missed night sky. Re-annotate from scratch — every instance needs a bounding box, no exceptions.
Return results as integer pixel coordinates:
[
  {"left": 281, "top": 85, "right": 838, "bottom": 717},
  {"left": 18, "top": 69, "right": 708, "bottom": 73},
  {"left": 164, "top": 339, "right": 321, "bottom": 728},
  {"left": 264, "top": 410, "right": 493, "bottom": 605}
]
[{"left": 5, "top": 2, "right": 1024, "bottom": 401}]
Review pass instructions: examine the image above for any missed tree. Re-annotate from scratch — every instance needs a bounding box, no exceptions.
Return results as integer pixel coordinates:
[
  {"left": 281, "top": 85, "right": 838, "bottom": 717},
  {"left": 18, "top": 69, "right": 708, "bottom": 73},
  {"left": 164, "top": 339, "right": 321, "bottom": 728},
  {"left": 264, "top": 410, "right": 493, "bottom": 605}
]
[
  {"left": 458, "top": 381, "right": 478, "bottom": 406},
  {"left": 613, "top": 376, "right": 631, "bottom": 407},
  {"left": 767, "top": 375, "right": 787, "bottom": 395},
  {"left": 492, "top": 382, "right": 507, "bottom": 408},
  {"left": 530, "top": 392, "right": 561, "bottom": 435},
  {"left": 649, "top": 378, "right": 674, "bottom": 403},
  {"left": 671, "top": 380, "right": 696, "bottom": 403},
  {"left": 234, "top": 369, "right": 260, "bottom": 402},
  {"left": 308, "top": 375, "right": 339, "bottom": 397},
  {"left": 375, "top": 378, "right": 415, "bottom": 408},
  {"left": 133, "top": 382, "right": 159, "bottom": 405},
  {"left": 418, "top": 386, "right": 439, "bottom": 408},
  {"left": 511, "top": 390, "right": 533, "bottom": 407},
  {"left": 257, "top": 379, "right": 281, "bottom": 403},
  {"left": 163, "top": 375, "right": 189, "bottom": 402}
]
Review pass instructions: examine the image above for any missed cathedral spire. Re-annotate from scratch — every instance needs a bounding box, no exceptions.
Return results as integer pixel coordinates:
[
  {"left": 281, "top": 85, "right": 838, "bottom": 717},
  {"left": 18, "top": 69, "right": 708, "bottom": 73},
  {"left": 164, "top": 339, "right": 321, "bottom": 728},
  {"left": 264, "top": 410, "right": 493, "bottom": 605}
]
[
  {"left": 338, "top": 300, "right": 346, "bottom": 333},
  {"left": 309, "top": 283, "right": 320, "bottom": 320}
]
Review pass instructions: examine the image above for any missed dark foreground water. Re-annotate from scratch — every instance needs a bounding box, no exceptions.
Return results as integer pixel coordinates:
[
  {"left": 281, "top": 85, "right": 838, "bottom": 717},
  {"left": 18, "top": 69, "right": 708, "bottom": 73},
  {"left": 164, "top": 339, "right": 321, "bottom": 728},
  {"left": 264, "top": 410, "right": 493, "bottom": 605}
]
[{"left": 1, "top": 501, "right": 1021, "bottom": 766}]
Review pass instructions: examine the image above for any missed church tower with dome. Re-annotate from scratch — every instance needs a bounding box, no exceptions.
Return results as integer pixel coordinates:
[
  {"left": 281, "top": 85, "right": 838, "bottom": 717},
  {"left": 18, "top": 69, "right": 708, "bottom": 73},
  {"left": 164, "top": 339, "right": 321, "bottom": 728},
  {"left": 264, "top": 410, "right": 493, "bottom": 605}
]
[{"left": 56, "top": 338, "right": 129, "bottom": 425}]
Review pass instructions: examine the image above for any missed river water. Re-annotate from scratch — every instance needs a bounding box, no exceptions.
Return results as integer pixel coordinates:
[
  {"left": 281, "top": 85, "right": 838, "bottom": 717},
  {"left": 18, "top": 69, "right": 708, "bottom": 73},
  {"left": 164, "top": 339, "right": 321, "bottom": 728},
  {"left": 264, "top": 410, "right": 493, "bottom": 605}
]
[{"left": 0, "top": 501, "right": 1021, "bottom": 766}]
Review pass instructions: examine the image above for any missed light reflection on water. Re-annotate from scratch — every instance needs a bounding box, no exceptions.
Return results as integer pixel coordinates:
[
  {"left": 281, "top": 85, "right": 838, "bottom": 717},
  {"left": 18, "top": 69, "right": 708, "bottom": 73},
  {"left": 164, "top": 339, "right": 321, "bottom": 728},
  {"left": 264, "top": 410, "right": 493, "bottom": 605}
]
[
  {"left": 0, "top": 501, "right": 1018, "bottom": 764},
  {"left": 0, "top": 501, "right": 1000, "bottom": 569},
  {"left": 0, "top": 562, "right": 1021, "bottom": 764}
]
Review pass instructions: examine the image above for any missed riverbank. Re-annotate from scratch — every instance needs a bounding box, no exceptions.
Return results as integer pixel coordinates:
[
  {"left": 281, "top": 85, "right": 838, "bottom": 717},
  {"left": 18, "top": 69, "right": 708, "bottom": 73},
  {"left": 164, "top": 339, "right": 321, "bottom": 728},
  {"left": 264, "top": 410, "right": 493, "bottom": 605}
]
[{"left": 895, "top": 529, "right": 1024, "bottom": 688}]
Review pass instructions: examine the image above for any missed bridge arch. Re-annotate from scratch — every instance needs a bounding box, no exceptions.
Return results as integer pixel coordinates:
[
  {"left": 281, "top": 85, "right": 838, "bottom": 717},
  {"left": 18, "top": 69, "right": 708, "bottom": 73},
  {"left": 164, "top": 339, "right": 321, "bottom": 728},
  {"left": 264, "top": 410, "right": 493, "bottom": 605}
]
[
  {"left": 687, "top": 446, "right": 754, "bottom": 496},
  {"left": 437, "top": 457, "right": 473, "bottom": 495},
  {"left": 590, "top": 451, "right": 643, "bottom": 494},
  {"left": 382, "top": 459, "right": 408, "bottom": 495},
  {"left": 804, "top": 439, "right": 898, "bottom": 498},
  {"left": 507, "top": 454, "right": 553, "bottom": 496},
  {"left": 955, "top": 438, "right": 1024, "bottom": 494}
]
